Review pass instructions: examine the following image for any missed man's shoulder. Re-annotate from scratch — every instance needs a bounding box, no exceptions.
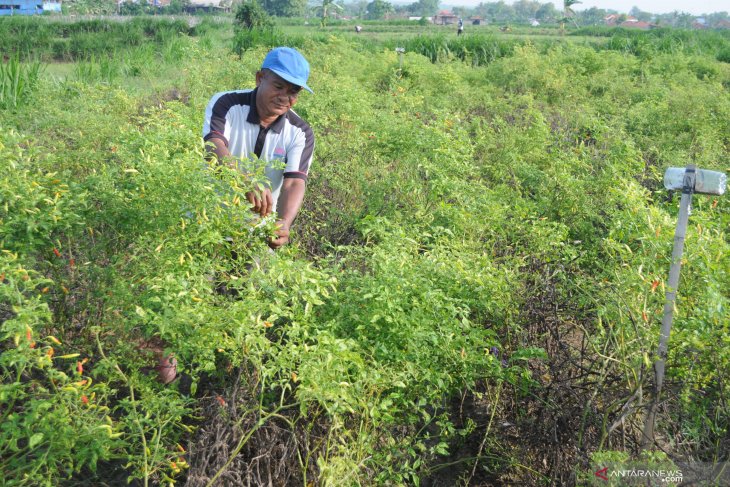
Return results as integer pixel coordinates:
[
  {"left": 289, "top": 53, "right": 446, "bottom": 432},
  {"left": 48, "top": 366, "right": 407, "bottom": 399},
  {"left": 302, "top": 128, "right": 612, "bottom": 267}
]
[
  {"left": 211, "top": 88, "right": 254, "bottom": 97},
  {"left": 208, "top": 89, "right": 255, "bottom": 106},
  {"left": 285, "top": 109, "right": 313, "bottom": 135}
]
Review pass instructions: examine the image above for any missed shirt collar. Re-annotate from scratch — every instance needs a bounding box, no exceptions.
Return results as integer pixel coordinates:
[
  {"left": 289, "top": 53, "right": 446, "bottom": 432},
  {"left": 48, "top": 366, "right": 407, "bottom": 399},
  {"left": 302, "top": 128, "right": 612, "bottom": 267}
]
[{"left": 247, "top": 88, "right": 287, "bottom": 134}]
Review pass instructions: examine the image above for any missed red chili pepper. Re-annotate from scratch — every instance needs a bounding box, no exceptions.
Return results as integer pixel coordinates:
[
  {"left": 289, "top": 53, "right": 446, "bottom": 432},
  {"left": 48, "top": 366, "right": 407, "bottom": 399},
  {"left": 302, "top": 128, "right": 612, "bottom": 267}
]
[
  {"left": 215, "top": 395, "right": 226, "bottom": 407},
  {"left": 53, "top": 248, "right": 61, "bottom": 258},
  {"left": 77, "top": 361, "right": 83, "bottom": 375},
  {"left": 81, "top": 395, "right": 89, "bottom": 405},
  {"left": 69, "top": 258, "right": 75, "bottom": 268},
  {"left": 0, "top": 273, "right": 4, "bottom": 282}
]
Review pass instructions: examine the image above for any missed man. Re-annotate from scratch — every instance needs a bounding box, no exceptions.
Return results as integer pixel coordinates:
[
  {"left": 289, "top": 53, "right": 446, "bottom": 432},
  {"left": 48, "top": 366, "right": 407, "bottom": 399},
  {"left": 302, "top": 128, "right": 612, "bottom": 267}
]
[
  {"left": 457, "top": 18, "right": 464, "bottom": 36},
  {"left": 202, "top": 47, "right": 315, "bottom": 250},
  {"left": 147, "top": 49, "right": 314, "bottom": 385}
]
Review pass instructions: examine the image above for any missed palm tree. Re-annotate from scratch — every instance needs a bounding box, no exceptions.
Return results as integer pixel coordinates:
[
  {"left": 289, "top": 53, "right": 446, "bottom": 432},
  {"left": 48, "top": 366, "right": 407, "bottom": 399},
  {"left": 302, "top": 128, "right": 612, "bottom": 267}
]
[
  {"left": 314, "top": 0, "right": 343, "bottom": 27},
  {"left": 560, "top": 0, "right": 581, "bottom": 33}
]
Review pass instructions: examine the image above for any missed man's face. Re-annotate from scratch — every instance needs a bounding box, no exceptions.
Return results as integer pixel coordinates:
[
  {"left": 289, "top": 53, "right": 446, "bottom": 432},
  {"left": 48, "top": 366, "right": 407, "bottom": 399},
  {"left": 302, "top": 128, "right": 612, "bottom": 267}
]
[{"left": 255, "top": 69, "right": 302, "bottom": 120}]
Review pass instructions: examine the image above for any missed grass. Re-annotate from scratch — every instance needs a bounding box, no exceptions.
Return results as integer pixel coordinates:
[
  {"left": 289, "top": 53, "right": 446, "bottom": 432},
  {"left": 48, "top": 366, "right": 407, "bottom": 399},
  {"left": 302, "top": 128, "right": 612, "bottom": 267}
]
[
  {"left": 0, "top": 16, "right": 194, "bottom": 61},
  {"left": 0, "top": 54, "right": 43, "bottom": 109}
]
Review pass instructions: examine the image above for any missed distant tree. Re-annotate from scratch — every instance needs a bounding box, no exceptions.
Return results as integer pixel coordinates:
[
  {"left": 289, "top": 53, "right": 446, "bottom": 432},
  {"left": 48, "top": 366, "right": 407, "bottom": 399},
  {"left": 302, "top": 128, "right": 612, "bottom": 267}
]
[
  {"left": 235, "top": 0, "right": 273, "bottom": 30},
  {"left": 65, "top": 0, "right": 117, "bottom": 15},
  {"left": 535, "top": 2, "right": 559, "bottom": 23},
  {"left": 674, "top": 11, "right": 695, "bottom": 28},
  {"left": 408, "top": 0, "right": 438, "bottom": 17},
  {"left": 476, "top": 1, "right": 515, "bottom": 24},
  {"left": 262, "top": 0, "right": 307, "bottom": 17},
  {"left": 343, "top": 0, "right": 368, "bottom": 17},
  {"left": 452, "top": 6, "right": 471, "bottom": 18},
  {"left": 495, "top": 1, "right": 516, "bottom": 23},
  {"left": 654, "top": 12, "right": 677, "bottom": 26},
  {"left": 366, "top": 0, "right": 393, "bottom": 20},
  {"left": 575, "top": 6, "right": 607, "bottom": 26},
  {"left": 119, "top": 2, "right": 145, "bottom": 15},
  {"left": 706, "top": 11, "right": 730, "bottom": 27},
  {"left": 393, "top": 3, "right": 409, "bottom": 14},
  {"left": 512, "top": 0, "right": 539, "bottom": 22},
  {"left": 167, "top": 0, "right": 189, "bottom": 15},
  {"left": 629, "top": 6, "right": 652, "bottom": 22}
]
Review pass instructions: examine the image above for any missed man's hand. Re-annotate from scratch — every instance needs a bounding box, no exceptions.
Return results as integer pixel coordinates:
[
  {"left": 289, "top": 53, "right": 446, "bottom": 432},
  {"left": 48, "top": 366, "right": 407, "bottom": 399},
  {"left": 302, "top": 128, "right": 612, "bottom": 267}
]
[
  {"left": 269, "top": 221, "right": 290, "bottom": 249},
  {"left": 246, "top": 188, "right": 273, "bottom": 217},
  {"left": 268, "top": 178, "right": 305, "bottom": 250}
]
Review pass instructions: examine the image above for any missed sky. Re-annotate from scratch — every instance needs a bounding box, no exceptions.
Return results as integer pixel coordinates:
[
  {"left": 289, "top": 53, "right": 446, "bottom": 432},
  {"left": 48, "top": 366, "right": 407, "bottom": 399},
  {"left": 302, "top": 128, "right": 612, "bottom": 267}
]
[
  {"left": 446, "top": 0, "right": 728, "bottom": 16},
  {"left": 569, "top": 0, "right": 727, "bottom": 15}
]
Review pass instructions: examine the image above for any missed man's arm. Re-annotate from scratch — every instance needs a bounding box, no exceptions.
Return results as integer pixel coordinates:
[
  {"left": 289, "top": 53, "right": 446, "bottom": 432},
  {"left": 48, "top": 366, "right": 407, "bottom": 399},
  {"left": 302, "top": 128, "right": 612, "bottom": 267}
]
[
  {"left": 271, "top": 123, "right": 313, "bottom": 246},
  {"left": 205, "top": 137, "right": 231, "bottom": 164},
  {"left": 270, "top": 177, "right": 306, "bottom": 249}
]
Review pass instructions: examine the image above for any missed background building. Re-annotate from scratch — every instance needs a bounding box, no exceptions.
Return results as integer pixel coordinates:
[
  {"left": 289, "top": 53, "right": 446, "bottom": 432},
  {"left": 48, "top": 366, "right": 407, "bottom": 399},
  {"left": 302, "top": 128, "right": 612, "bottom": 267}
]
[{"left": 0, "top": 0, "right": 43, "bottom": 16}]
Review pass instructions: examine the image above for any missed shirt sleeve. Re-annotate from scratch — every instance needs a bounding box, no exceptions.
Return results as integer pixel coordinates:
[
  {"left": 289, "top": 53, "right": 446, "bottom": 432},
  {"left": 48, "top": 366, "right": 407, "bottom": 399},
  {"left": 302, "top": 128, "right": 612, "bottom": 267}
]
[
  {"left": 283, "top": 125, "right": 315, "bottom": 181},
  {"left": 202, "top": 91, "right": 234, "bottom": 147}
]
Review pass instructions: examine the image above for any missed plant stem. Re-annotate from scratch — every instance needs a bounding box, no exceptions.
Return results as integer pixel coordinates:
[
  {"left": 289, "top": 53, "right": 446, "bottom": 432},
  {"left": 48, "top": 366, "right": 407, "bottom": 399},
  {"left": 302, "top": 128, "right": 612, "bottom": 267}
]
[
  {"left": 466, "top": 381, "right": 502, "bottom": 484},
  {"left": 95, "top": 330, "right": 150, "bottom": 487}
]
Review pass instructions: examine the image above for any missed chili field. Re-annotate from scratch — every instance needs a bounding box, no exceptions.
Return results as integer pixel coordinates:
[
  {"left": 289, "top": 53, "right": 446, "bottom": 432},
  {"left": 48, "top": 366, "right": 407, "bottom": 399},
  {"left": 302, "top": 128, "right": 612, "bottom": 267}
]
[{"left": 1, "top": 17, "right": 729, "bottom": 486}]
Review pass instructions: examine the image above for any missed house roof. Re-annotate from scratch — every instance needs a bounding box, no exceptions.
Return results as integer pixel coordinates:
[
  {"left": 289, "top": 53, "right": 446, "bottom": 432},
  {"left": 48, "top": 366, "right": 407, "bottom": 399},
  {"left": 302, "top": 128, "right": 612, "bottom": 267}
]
[
  {"left": 620, "top": 20, "right": 650, "bottom": 29},
  {"left": 187, "top": 0, "right": 226, "bottom": 6},
  {"left": 607, "top": 14, "right": 640, "bottom": 23}
]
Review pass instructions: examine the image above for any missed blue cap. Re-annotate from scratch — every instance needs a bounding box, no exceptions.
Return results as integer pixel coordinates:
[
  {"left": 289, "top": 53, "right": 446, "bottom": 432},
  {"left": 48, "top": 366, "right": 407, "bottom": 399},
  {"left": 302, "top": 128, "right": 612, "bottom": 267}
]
[{"left": 261, "top": 47, "right": 313, "bottom": 94}]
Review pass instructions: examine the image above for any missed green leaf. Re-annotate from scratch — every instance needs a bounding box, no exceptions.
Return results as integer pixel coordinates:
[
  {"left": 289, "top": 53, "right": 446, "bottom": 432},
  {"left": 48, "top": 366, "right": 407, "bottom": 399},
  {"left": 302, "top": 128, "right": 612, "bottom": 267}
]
[{"left": 29, "top": 433, "right": 44, "bottom": 449}]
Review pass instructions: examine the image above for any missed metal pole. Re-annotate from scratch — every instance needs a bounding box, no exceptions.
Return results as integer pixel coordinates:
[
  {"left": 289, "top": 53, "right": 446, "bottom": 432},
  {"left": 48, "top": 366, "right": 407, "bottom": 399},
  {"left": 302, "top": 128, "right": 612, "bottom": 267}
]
[
  {"left": 395, "top": 48, "right": 405, "bottom": 71},
  {"left": 642, "top": 165, "right": 696, "bottom": 448}
]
